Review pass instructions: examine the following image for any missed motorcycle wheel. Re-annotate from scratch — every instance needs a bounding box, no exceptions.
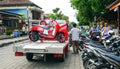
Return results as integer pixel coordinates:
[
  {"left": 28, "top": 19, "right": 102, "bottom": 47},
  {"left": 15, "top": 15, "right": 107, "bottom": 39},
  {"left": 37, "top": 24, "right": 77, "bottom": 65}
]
[
  {"left": 81, "top": 49, "right": 87, "bottom": 59},
  {"left": 29, "top": 31, "right": 39, "bottom": 42},
  {"left": 83, "top": 56, "right": 89, "bottom": 67},
  {"left": 56, "top": 33, "right": 66, "bottom": 43},
  {"left": 84, "top": 59, "right": 96, "bottom": 69},
  {"left": 85, "top": 60, "right": 110, "bottom": 69},
  {"left": 95, "top": 64, "right": 110, "bottom": 69}
]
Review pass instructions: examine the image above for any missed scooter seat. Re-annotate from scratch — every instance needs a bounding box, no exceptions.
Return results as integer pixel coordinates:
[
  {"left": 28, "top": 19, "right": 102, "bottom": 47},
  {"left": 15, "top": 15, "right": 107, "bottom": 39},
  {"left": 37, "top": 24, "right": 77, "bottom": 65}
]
[
  {"left": 96, "top": 48, "right": 120, "bottom": 63},
  {"left": 89, "top": 44, "right": 112, "bottom": 52},
  {"left": 41, "top": 26, "right": 52, "bottom": 30},
  {"left": 105, "top": 53, "right": 120, "bottom": 63}
]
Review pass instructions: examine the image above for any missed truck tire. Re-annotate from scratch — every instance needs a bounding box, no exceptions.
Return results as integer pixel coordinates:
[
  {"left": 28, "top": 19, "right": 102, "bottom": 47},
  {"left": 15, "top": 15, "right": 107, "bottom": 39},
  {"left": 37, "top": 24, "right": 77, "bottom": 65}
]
[
  {"left": 26, "top": 53, "right": 33, "bottom": 61},
  {"left": 29, "top": 31, "right": 39, "bottom": 42}
]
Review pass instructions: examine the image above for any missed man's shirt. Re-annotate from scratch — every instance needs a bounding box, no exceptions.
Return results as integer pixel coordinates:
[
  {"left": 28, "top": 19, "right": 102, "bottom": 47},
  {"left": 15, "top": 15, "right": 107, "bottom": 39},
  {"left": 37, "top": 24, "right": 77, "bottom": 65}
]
[
  {"left": 70, "top": 28, "right": 80, "bottom": 41},
  {"left": 90, "top": 27, "right": 100, "bottom": 33}
]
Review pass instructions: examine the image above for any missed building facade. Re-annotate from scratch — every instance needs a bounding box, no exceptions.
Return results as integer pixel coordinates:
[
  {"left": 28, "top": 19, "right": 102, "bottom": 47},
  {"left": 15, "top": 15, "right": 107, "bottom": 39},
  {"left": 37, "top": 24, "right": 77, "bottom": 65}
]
[{"left": 0, "top": 0, "right": 44, "bottom": 34}]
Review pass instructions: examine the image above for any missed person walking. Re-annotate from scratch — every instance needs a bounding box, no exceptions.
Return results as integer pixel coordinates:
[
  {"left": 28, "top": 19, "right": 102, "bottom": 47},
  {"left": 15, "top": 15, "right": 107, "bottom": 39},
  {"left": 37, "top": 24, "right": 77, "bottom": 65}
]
[
  {"left": 70, "top": 23, "right": 82, "bottom": 54},
  {"left": 22, "top": 24, "right": 26, "bottom": 36}
]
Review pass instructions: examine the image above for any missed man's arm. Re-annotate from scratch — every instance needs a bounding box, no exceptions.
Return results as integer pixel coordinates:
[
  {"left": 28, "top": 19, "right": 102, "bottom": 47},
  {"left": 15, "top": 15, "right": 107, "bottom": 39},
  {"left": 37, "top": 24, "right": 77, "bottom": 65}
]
[{"left": 89, "top": 28, "right": 93, "bottom": 35}]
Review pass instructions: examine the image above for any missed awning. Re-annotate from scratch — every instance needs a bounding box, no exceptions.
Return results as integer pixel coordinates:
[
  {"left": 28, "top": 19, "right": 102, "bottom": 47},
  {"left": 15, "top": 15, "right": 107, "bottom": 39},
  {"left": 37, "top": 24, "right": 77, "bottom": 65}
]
[
  {"left": 0, "top": 10, "right": 21, "bottom": 18},
  {"left": 107, "top": 0, "right": 120, "bottom": 10},
  {"left": 110, "top": 2, "right": 120, "bottom": 10}
]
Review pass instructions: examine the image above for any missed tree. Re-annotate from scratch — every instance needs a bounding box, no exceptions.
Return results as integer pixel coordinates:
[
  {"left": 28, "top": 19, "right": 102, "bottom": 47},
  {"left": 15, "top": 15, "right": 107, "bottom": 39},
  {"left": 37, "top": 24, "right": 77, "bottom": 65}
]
[
  {"left": 53, "top": 8, "right": 60, "bottom": 14},
  {"left": 70, "top": 0, "right": 110, "bottom": 25},
  {"left": 47, "top": 8, "right": 69, "bottom": 23}
]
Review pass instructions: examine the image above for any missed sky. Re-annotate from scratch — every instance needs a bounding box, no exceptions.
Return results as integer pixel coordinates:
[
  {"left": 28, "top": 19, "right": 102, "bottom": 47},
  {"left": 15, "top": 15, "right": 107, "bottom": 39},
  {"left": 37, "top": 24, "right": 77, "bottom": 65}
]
[{"left": 30, "top": 0, "right": 78, "bottom": 23}]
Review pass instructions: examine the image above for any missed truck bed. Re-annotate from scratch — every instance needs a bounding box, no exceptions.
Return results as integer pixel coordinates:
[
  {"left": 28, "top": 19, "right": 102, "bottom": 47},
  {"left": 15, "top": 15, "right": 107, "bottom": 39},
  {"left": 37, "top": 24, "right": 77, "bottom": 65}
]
[{"left": 13, "top": 40, "right": 68, "bottom": 54}]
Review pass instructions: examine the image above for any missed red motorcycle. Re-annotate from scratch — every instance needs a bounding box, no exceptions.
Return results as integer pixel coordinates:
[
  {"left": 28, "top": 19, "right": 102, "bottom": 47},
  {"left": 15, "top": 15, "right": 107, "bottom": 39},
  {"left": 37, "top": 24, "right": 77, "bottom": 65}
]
[{"left": 29, "top": 20, "right": 68, "bottom": 43}]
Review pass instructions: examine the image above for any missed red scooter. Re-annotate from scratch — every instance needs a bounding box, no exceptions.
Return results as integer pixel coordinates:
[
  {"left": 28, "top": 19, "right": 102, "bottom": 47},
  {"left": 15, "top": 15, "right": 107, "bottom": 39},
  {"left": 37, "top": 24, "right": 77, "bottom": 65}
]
[{"left": 29, "top": 20, "right": 68, "bottom": 43}]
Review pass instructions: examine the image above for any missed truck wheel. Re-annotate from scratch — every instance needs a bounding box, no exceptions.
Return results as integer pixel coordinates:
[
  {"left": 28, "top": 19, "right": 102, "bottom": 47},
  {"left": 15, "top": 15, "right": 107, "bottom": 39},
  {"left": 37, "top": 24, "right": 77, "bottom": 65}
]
[
  {"left": 45, "top": 54, "right": 53, "bottom": 61},
  {"left": 56, "top": 33, "right": 66, "bottom": 43},
  {"left": 26, "top": 53, "right": 33, "bottom": 61},
  {"left": 59, "top": 53, "right": 65, "bottom": 62},
  {"left": 29, "top": 31, "right": 39, "bottom": 42}
]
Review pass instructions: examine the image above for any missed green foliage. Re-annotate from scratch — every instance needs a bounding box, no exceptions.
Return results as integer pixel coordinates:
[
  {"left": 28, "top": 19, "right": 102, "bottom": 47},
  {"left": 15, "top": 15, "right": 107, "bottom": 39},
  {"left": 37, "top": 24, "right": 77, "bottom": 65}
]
[
  {"left": 70, "top": 0, "right": 109, "bottom": 25},
  {"left": 48, "top": 8, "right": 69, "bottom": 22},
  {"left": 53, "top": 8, "right": 60, "bottom": 14},
  {"left": 48, "top": 14, "right": 57, "bottom": 19},
  {"left": 6, "top": 30, "right": 13, "bottom": 35}
]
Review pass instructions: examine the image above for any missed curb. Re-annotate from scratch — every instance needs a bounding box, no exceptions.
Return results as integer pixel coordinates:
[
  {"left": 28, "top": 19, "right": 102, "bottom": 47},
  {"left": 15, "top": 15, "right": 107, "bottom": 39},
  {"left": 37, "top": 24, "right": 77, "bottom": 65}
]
[
  {"left": 0, "top": 35, "right": 28, "bottom": 40},
  {"left": 0, "top": 37, "right": 13, "bottom": 40},
  {"left": 0, "top": 38, "right": 29, "bottom": 47}
]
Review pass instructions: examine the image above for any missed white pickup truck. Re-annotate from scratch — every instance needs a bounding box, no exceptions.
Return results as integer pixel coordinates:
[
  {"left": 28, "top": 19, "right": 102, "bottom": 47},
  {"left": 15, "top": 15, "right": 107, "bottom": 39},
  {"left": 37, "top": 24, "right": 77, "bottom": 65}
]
[{"left": 13, "top": 40, "right": 69, "bottom": 62}]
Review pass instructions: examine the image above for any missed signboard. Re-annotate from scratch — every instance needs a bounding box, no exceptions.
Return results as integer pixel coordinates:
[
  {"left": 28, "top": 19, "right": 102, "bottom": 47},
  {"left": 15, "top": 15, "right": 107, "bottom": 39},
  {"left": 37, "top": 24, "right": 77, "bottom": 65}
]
[{"left": 4, "top": 9, "right": 28, "bottom": 19}]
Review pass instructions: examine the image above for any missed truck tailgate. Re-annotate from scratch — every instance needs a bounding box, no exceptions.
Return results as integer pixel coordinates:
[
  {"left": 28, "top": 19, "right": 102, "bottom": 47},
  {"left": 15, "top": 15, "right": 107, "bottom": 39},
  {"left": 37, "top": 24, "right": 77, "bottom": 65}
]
[{"left": 23, "top": 41, "right": 68, "bottom": 54}]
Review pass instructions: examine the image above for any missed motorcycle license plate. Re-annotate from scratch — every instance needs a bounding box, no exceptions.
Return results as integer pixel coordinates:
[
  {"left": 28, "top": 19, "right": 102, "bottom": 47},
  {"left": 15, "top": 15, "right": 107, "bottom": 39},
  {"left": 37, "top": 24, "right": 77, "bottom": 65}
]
[{"left": 43, "top": 30, "right": 48, "bottom": 35}]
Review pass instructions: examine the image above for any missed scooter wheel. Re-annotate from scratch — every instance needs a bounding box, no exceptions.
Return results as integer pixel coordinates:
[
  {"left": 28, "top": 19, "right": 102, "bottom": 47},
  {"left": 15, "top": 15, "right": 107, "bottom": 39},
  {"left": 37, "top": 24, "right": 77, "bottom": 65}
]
[
  {"left": 56, "top": 33, "right": 66, "bottom": 43},
  {"left": 29, "top": 31, "right": 39, "bottom": 42}
]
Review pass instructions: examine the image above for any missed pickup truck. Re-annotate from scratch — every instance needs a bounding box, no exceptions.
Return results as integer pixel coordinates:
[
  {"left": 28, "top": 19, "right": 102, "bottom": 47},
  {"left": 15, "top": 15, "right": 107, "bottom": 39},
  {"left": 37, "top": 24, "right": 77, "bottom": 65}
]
[{"left": 13, "top": 40, "right": 69, "bottom": 62}]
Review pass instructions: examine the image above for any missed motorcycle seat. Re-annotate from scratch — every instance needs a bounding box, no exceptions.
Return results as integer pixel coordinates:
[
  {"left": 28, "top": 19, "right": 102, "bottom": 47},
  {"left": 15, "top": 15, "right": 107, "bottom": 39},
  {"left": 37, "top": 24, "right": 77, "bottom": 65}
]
[
  {"left": 91, "top": 45, "right": 112, "bottom": 52},
  {"left": 41, "top": 26, "right": 52, "bottom": 30},
  {"left": 105, "top": 53, "right": 120, "bottom": 63},
  {"left": 88, "top": 41, "right": 104, "bottom": 48}
]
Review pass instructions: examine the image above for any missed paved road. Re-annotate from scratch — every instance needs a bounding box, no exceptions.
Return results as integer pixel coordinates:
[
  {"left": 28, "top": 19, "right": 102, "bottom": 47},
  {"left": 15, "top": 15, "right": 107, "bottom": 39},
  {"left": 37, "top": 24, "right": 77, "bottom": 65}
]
[{"left": 0, "top": 41, "right": 84, "bottom": 69}]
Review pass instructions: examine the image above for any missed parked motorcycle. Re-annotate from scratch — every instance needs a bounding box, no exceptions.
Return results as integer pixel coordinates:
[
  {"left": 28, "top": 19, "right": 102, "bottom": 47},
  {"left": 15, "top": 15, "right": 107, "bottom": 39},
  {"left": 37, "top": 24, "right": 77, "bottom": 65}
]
[
  {"left": 90, "top": 31, "right": 101, "bottom": 41},
  {"left": 109, "top": 39, "right": 120, "bottom": 56},
  {"left": 82, "top": 45, "right": 120, "bottom": 69},
  {"left": 81, "top": 40, "right": 120, "bottom": 69},
  {"left": 101, "top": 29, "right": 115, "bottom": 47},
  {"left": 94, "top": 48, "right": 120, "bottom": 69}
]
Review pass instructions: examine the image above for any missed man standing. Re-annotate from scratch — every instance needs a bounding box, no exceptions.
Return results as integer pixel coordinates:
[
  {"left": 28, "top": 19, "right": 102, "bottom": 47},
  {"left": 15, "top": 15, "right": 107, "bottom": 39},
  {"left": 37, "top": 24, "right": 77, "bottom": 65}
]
[
  {"left": 70, "top": 23, "right": 81, "bottom": 53},
  {"left": 89, "top": 23, "right": 100, "bottom": 41}
]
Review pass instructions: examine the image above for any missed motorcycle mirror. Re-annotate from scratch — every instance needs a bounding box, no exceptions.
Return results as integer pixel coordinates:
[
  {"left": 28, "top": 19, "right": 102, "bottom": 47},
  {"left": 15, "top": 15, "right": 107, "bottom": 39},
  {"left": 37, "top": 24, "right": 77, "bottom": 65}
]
[
  {"left": 106, "top": 40, "right": 110, "bottom": 43},
  {"left": 109, "top": 30, "right": 114, "bottom": 34}
]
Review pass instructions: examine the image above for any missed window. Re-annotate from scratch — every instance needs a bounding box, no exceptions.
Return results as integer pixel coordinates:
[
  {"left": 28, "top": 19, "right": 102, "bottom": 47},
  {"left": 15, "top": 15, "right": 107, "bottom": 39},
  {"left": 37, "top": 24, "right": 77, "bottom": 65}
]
[{"left": 13, "top": 21, "right": 17, "bottom": 28}]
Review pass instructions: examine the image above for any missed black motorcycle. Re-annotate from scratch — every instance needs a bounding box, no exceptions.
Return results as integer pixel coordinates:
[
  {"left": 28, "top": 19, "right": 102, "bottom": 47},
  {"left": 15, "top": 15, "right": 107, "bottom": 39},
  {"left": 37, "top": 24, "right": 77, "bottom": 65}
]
[
  {"left": 82, "top": 42, "right": 120, "bottom": 69},
  {"left": 90, "top": 32, "right": 101, "bottom": 41}
]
